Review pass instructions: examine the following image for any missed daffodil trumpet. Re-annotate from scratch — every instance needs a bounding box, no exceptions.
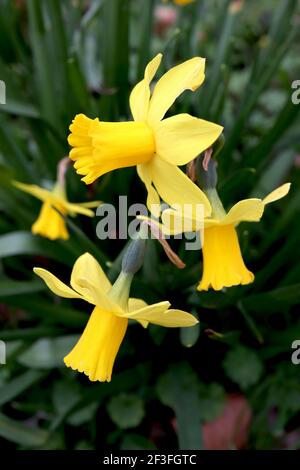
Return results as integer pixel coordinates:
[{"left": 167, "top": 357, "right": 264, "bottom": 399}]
[
  {"left": 13, "top": 159, "right": 101, "bottom": 240},
  {"left": 68, "top": 53, "right": 223, "bottom": 216},
  {"left": 159, "top": 158, "right": 291, "bottom": 291},
  {"left": 34, "top": 243, "right": 198, "bottom": 382}
]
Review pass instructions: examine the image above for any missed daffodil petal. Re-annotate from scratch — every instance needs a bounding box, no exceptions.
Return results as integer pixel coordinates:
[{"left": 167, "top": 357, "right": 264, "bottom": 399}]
[
  {"left": 70, "top": 253, "right": 118, "bottom": 310},
  {"left": 33, "top": 267, "right": 83, "bottom": 299},
  {"left": 124, "top": 301, "right": 198, "bottom": 327},
  {"left": 151, "top": 156, "right": 212, "bottom": 217},
  {"left": 137, "top": 163, "right": 161, "bottom": 217},
  {"left": 147, "top": 57, "right": 205, "bottom": 125},
  {"left": 64, "top": 201, "right": 99, "bottom": 217},
  {"left": 128, "top": 298, "right": 149, "bottom": 328},
  {"left": 128, "top": 298, "right": 148, "bottom": 311},
  {"left": 222, "top": 199, "right": 265, "bottom": 226},
  {"left": 263, "top": 183, "right": 291, "bottom": 205},
  {"left": 161, "top": 208, "right": 201, "bottom": 234},
  {"left": 156, "top": 309, "right": 199, "bottom": 327},
  {"left": 13, "top": 181, "right": 51, "bottom": 202},
  {"left": 124, "top": 301, "right": 170, "bottom": 319},
  {"left": 130, "top": 53, "right": 162, "bottom": 122},
  {"left": 155, "top": 114, "right": 223, "bottom": 165},
  {"left": 77, "top": 201, "right": 102, "bottom": 208}
]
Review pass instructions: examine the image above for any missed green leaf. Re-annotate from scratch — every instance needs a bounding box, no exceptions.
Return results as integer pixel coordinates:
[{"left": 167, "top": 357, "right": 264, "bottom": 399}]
[
  {"left": 156, "top": 363, "right": 203, "bottom": 450},
  {"left": 72, "top": 363, "right": 151, "bottom": 412},
  {"left": 64, "top": 216, "right": 108, "bottom": 266},
  {"left": 0, "top": 327, "right": 63, "bottom": 342},
  {"left": 53, "top": 382, "right": 80, "bottom": 415},
  {"left": 101, "top": 0, "right": 129, "bottom": 118},
  {"left": 0, "top": 413, "right": 49, "bottom": 447},
  {"left": 223, "top": 347, "right": 264, "bottom": 390},
  {"left": 241, "top": 284, "right": 300, "bottom": 313},
  {"left": 0, "top": 370, "right": 46, "bottom": 407},
  {"left": 27, "top": 0, "right": 61, "bottom": 128},
  {"left": 246, "top": 100, "right": 300, "bottom": 168},
  {"left": 51, "top": 381, "right": 81, "bottom": 432},
  {"left": 2, "top": 295, "right": 86, "bottom": 327},
  {"left": 0, "top": 231, "right": 75, "bottom": 265},
  {"left": 0, "top": 99, "right": 40, "bottom": 118},
  {"left": 251, "top": 149, "right": 296, "bottom": 197},
  {"left": 0, "top": 279, "right": 44, "bottom": 296},
  {"left": 67, "top": 402, "right": 98, "bottom": 427},
  {"left": 200, "top": 0, "right": 241, "bottom": 119},
  {"left": 17, "top": 335, "right": 78, "bottom": 369},
  {"left": 107, "top": 393, "right": 145, "bottom": 430},
  {"left": 222, "top": 26, "right": 297, "bottom": 161},
  {"left": 135, "top": 0, "right": 154, "bottom": 81}
]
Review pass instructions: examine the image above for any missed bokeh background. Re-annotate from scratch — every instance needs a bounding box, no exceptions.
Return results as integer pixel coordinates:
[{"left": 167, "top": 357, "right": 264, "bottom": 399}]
[{"left": 0, "top": 0, "right": 300, "bottom": 450}]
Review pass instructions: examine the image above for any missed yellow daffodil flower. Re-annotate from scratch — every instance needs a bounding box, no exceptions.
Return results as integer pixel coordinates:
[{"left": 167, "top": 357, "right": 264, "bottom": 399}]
[
  {"left": 68, "top": 54, "right": 223, "bottom": 216},
  {"left": 34, "top": 253, "right": 198, "bottom": 382},
  {"left": 159, "top": 182, "right": 291, "bottom": 291},
  {"left": 173, "top": 0, "right": 195, "bottom": 5},
  {"left": 13, "top": 181, "right": 100, "bottom": 241},
  {"left": 176, "top": 0, "right": 194, "bottom": 4},
  {"left": 163, "top": 0, "right": 194, "bottom": 5}
]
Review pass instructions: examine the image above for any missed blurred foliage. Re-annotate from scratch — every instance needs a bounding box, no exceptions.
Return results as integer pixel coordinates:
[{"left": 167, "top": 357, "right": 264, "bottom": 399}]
[{"left": 0, "top": 0, "right": 300, "bottom": 450}]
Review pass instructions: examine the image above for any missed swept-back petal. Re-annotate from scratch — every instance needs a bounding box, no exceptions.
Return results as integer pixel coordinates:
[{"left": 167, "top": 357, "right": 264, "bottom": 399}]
[
  {"left": 130, "top": 54, "right": 162, "bottom": 122},
  {"left": 63, "top": 201, "right": 100, "bottom": 217},
  {"left": 157, "top": 309, "right": 198, "bottom": 327},
  {"left": 151, "top": 156, "right": 212, "bottom": 216},
  {"left": 161, "top": 208, "right": 203, "bottom": 234},
  {"left": 124, "top": 301, "right": 198, "bottom": 327},
  {"left": 72, "top": 253, "right": 112, "bottom": 293},
  {"left": 222, "top": 199, "right": 265, "bottom": 226},
  {"left": 76, "top": 201, "right": 102, "bottom": 208},
  {"left": 33, "top": 267, "right": 83, "bottom": 299},
  {"left": 147, "top": 57, "right": 205, "bottom": 125},
  {"left": 70, "top": 253, "right": 118, "bottom": 309},
  {"left": 154, "top": 114, "right": 223, "bottom": 165},
  {"left": 128, "top": 298, "right": 148, "bottom": 328},
  {"left": 128, "top": 298, "right": 148, "bottom": 311},
  {"left": 13, "top": 181, "right": 52, "bottom": 203},
  {"left": 137, "top": 163, "right": 161, "bottom": 217},
  {"left": 263, "top": 183, "right": 291, "bottom": 205}
]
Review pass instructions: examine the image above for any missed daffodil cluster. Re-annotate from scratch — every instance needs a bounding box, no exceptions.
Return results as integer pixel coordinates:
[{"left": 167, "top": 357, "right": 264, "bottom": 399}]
[{"left": 13, "top": 53, "right": 290, "bottom": 383}]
